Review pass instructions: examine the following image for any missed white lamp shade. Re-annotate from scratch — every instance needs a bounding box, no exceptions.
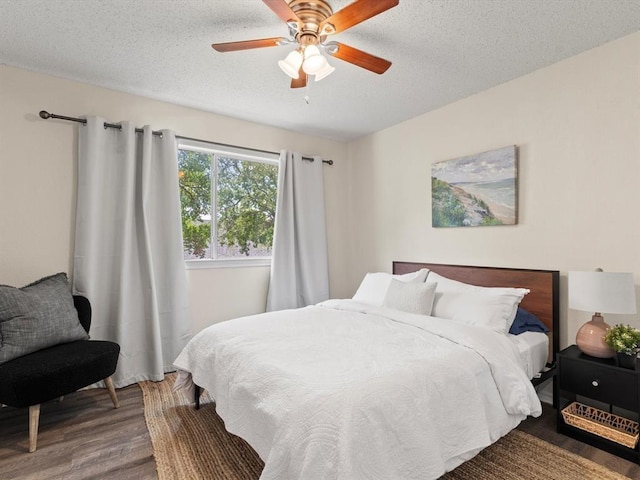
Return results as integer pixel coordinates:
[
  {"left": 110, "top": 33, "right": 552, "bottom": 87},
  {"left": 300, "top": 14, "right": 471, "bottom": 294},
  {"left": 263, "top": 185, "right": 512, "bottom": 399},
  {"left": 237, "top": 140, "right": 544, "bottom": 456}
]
[
  {"left": 278, "top": 50, "right": 303, "bottom": 79},
  {"left": 568, "top": 271, "right": 637, "bottom": 314},
  {"left": 302, "top": 45, "right": 326, "bottom": 74},
  {"left": 314, "top": 61, "right": 335, "bottom": 81}
]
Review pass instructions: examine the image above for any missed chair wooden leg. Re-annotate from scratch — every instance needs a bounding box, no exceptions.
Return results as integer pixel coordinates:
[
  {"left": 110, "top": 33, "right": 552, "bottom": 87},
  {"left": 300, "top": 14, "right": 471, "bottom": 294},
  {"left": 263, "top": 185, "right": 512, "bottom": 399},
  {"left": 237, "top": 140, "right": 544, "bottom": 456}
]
[
  {"left": 104, "top": 376, "right": 119, "bottom": 408},
  {"left": 29, "top": 404, "right": 40, "bottom": 453}
]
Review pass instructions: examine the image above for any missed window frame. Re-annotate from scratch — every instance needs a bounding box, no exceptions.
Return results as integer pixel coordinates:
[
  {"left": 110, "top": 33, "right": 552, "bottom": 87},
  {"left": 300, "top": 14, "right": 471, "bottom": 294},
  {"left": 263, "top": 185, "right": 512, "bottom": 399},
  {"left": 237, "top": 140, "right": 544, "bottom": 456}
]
[{"left": 177, "top": 138, "right": 279, "bottom": 269}]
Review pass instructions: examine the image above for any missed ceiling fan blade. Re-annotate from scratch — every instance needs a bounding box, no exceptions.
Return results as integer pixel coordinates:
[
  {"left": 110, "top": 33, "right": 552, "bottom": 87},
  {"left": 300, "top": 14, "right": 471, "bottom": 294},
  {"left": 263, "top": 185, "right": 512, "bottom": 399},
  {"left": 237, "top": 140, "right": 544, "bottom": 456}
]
[
  {"left": 327, "top": 42, "right": 392, "bottom": 74},
  {"left": 320, "top": 0, "right": 399, "bottom": 35},
  {"left": 290, "top": 66, "right": 308, "bottom": 88},
  {"left": 263, "top": 0, "right": 301, "bottom": 28},
  {"left": 212, "top": 37, "right": 287, "bottom": 52}
]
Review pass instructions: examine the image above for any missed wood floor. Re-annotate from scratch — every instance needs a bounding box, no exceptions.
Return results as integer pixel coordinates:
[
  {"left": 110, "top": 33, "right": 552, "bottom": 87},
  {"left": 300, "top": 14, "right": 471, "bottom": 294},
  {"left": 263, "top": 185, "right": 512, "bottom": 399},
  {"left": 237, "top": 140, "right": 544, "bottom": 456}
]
[
  {"left": 0, "top": 384, "right": 157, "bottom": 480},
  {"left": 1, "top": 381, "right": 639, "bottom": 480}
]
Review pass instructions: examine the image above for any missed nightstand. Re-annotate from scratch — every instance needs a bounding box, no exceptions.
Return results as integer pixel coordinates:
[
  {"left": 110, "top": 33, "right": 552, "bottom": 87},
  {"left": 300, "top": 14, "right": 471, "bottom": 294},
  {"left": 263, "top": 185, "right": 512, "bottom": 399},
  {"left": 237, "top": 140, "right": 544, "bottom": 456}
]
[{"left": 556, "top": 345, "right": 640, "bottom": 463}]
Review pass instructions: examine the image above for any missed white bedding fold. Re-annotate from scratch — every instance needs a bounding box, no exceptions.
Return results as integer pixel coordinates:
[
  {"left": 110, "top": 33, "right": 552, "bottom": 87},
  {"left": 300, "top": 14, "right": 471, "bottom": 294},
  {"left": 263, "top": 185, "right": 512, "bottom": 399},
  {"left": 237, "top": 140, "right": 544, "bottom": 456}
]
[{"left": 174, "top": 299, "right": 541, "bottom": 480}]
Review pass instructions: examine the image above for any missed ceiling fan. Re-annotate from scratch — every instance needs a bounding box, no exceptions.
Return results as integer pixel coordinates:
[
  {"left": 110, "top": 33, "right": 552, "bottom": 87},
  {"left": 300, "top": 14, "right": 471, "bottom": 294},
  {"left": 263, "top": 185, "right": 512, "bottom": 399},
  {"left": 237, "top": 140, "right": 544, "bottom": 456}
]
[{"left": 211, "top": 0, "right": 399, "bottom": 88}]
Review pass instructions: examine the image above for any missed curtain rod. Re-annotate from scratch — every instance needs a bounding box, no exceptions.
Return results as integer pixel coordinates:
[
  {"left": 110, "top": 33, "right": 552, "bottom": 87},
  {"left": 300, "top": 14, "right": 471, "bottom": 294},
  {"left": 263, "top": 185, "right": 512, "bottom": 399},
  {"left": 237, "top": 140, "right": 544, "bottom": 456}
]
[{"left": 38, "top": 110, "right": 333, "bottom": 165}]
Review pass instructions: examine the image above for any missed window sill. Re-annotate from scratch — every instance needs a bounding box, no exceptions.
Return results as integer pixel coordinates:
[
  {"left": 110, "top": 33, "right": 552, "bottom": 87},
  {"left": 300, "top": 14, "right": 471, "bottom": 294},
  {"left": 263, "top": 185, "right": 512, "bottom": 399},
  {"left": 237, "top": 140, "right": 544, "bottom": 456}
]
[{"left": 185, "top": 258, "right": 272, "bottom": 270}]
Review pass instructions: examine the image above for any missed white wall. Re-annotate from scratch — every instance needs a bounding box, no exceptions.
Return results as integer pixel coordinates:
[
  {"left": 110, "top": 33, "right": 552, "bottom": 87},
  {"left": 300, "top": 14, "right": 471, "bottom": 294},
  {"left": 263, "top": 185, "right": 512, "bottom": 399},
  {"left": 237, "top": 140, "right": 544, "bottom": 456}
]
[
  {"left": 3, "top": 32, "right": 639, "bottom": 342},
  {"left": 0, "top": 65, "right": 349, "bottom": 333},
  {"left": 345, "top": 32, "right": 640, "bottom": 348}
]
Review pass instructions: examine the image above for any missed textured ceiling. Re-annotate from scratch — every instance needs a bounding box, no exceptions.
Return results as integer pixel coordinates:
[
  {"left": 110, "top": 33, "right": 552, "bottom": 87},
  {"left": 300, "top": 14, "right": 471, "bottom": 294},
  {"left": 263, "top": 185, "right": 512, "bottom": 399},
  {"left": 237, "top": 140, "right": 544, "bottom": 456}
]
[{"left": 1, "top": 0, "right": 639, "bottom": 142}]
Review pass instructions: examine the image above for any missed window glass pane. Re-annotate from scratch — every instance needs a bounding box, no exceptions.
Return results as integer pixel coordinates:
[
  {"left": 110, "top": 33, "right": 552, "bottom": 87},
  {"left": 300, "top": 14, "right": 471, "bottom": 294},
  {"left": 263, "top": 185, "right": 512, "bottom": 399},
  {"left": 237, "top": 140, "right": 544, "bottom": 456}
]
[
  {"left": 216, "top": 156, "right": 278, "bottom": 257},
  {"left": 177, "top": 142, "right": 278, "bottom": 262},
  {"left": 178, "top": 149, "right": 212, "bottom": 259}
]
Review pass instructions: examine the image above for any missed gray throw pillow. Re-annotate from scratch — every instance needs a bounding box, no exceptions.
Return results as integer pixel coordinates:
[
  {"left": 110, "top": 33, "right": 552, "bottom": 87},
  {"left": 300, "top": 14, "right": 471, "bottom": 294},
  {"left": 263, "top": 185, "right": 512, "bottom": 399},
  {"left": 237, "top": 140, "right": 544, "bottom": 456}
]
[{"left": 0, "top": 273, "right": 89, "bottom": 365}]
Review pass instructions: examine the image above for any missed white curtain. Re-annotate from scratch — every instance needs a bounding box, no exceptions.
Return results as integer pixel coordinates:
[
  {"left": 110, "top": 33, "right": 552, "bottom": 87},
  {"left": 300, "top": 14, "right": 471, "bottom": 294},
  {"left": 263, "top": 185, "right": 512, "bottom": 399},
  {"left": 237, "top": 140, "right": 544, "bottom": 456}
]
[
  {"left": 72, "top": 116, "right": 191, "bottom": 387},
  {"left": 267, "top": 151, "right": 329, "bottom": 311}
]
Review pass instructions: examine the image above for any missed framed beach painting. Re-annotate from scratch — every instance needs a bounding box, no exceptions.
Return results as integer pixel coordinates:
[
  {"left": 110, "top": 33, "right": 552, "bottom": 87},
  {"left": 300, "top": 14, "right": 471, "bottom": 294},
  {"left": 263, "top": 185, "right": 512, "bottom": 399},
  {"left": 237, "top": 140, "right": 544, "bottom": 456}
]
[{"left": 431, "top": 145, "right": 518, "bottom": 227}]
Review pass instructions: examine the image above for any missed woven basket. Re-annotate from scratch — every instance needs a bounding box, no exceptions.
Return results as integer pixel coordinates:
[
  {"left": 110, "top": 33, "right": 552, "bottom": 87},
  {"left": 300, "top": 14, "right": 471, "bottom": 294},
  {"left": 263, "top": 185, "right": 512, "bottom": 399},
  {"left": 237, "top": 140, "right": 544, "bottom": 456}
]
[{"left": 561, "top": 402, "right": 639, "bottom": 448}]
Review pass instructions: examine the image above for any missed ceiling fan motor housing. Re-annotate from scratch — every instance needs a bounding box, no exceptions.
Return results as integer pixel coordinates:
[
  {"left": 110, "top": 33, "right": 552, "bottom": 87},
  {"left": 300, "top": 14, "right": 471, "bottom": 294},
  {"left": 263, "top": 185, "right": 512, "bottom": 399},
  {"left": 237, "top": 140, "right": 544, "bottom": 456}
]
[{"left": 289, "top": 0, "right": 335, "bottom": 44}]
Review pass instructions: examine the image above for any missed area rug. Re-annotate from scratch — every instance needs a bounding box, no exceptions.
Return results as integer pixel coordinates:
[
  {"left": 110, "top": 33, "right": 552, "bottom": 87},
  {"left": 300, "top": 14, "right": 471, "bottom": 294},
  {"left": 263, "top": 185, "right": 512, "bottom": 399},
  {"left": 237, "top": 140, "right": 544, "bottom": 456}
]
[{"left": 140, "top": 376, "right": 629, "bottom": 480}]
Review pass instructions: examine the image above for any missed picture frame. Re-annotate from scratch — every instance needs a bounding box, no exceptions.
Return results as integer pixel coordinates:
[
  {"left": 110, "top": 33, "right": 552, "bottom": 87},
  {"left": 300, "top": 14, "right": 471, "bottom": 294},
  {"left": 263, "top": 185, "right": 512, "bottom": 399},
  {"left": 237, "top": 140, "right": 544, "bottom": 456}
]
[{"left": 431, "top": 145, "right": 518, "bottom": 228}]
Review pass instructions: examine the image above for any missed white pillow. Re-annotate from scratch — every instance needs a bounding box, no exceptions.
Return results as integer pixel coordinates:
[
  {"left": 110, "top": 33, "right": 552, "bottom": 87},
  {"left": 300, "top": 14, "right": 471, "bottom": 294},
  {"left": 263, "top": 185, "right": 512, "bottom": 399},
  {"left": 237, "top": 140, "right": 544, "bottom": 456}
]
[
  {"left": 432, "top": 290, "right": 529, "bottom": 334},
  {"left": 383, "top": 279, "right": 437, "bottom": 315},
  {"left": 352, "top": 268, "right": 429, "bottom": 306},
  {"left": 428, "top": 271, "right": 529, "bottom": 334}
]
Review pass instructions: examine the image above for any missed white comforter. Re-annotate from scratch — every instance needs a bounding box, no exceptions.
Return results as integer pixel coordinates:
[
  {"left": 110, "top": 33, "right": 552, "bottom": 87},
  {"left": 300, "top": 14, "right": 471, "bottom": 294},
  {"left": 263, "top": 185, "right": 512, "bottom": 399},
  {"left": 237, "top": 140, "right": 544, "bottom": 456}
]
[{"left": 173, "top": 299, "right": 542, "bottom": 480}]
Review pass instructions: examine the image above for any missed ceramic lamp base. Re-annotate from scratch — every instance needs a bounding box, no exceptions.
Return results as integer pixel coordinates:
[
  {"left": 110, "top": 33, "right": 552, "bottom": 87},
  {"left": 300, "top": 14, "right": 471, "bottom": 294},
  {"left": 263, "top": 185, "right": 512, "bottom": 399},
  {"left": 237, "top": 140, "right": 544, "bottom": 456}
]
[{"left": 576, "top": 313, "right": 615, "bottom": 358}]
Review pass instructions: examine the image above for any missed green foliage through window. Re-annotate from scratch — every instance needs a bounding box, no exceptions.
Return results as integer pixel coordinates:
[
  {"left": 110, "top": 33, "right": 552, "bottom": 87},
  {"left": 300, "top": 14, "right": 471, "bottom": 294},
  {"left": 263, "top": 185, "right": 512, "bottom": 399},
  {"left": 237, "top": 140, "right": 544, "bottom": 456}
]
[
  {"left": 178, "top": 150, "right": 211, "bottom": 258},
  {"left": 178, "top": 144, "right": 278, "bottom": 259}
]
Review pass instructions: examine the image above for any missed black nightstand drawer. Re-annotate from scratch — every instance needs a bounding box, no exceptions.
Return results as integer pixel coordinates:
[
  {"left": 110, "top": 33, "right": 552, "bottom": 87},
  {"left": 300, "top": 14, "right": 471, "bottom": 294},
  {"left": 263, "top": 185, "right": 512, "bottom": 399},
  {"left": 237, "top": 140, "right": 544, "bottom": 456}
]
[{"left": 560, "top": 357, "right": 637, "bottom": 411}]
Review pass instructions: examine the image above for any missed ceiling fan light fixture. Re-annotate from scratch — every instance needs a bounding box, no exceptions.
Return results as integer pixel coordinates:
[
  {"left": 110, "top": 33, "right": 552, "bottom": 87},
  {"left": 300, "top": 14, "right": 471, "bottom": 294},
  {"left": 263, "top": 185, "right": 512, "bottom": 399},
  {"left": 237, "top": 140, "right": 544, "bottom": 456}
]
[
  {"left": 302, "top": 45, "right": 327, "bottom": 74},
  {"left": 314, "top": 61, "right": 335, "bottom": 81},
  {"left": 278, "top": 50, "right": 303, "bottom": 79}
]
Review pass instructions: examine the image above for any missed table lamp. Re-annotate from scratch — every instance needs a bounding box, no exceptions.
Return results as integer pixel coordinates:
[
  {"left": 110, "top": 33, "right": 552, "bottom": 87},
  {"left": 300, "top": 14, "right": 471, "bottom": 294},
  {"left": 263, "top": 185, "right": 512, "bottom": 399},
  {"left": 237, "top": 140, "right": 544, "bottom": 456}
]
[{"left": 568, "top": 270, "right": 637, "bottom": 358}]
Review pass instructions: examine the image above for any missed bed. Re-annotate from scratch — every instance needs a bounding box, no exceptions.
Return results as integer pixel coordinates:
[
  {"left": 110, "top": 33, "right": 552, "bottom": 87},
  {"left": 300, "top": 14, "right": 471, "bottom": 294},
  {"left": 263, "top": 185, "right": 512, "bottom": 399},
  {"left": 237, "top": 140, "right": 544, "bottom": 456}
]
[{"left": 173, "top": 262, "right": 560, "bottom": 480}]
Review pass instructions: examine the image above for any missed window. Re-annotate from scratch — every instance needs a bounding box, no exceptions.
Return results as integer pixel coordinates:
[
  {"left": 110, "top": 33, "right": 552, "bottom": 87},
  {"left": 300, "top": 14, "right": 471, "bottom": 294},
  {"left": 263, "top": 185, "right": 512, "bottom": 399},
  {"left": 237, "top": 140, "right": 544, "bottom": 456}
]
[{"left": 178, "top": 139, "right": 279, "bottom": 265}]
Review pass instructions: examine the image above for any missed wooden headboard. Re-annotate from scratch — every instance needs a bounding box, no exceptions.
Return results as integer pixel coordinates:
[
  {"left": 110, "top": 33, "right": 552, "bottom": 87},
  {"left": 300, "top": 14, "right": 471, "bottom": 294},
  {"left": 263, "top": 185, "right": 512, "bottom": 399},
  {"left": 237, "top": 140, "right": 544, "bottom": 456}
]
[{"left": 393, "top": 261, "right": 560, "bottom": 363}]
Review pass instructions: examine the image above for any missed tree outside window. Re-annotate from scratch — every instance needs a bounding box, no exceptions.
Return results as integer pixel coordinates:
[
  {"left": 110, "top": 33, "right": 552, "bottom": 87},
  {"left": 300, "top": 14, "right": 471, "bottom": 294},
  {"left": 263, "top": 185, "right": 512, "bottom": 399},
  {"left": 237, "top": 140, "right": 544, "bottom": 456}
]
[{"left": 178, "top": 145, "right": 278, "bottom": 260}]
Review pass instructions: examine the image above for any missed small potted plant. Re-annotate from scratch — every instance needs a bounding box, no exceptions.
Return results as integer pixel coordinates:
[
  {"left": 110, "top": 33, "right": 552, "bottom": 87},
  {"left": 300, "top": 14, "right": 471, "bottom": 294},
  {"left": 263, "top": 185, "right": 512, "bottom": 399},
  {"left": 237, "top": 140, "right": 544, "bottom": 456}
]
[{"left": 604, "top": 324, "right": 640, "bottom": 369}]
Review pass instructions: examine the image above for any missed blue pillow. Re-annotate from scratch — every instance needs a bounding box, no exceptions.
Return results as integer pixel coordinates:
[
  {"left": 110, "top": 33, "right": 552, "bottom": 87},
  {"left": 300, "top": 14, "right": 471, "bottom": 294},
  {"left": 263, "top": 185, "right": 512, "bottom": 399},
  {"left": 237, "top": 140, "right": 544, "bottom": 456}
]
[{"left": 509, "top": 307, "right": 549, "bottom": 335}]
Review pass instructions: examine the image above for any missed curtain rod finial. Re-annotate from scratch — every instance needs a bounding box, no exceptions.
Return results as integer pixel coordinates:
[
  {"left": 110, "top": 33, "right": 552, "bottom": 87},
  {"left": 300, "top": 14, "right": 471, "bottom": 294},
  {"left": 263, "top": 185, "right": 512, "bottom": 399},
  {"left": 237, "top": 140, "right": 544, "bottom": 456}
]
[{"left": 39, "top": 111, "right": 51, "bottom": 119}]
